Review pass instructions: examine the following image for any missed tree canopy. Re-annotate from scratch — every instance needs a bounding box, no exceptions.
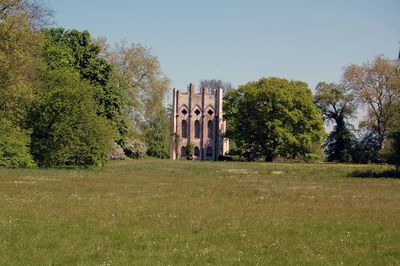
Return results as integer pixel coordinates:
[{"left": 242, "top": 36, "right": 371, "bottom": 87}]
[
  {"left": 28, "top": 69, "right": 115, "bottom": 167},
  {"left": 224, "top": 77, "right": 324, "bottom": 161},
  {"left": 41, "top": 28, "right": 129, "bottom": 142}
]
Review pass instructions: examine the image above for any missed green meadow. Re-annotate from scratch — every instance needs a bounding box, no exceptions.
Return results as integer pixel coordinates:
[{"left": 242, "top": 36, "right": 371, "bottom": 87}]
[{"left": 0, "top": 160, "right": 399, "bottom": 265}]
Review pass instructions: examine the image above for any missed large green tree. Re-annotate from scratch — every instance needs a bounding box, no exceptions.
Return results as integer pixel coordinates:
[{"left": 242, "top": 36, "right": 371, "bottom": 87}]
[
  {"left": 315, "top": 82, "right": 356, "bottom": 162},
  {"left": 28, "top": 69, "right": 115, "bottom": 167},
  {"left": 224, "top": 77, "right": 324, "bottom": 162},
  {"left": 41, "top": 28, "right": 129, "bottom": 142}
]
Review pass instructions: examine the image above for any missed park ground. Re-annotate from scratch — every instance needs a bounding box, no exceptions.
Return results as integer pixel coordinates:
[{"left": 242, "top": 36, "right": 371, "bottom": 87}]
[{"left": 0, "top": 159, "right": 399, "bottom": 265}]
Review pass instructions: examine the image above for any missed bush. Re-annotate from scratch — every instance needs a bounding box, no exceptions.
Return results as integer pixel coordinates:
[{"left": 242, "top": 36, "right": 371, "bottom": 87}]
[
  {"left": 186, "top": 142, "right": 194, "bottom": 160},
  {"left": 123, "top": 139, "right": 147, "bottom": 159},
  {"left": 109, "top": 143, "right": 126, "bottom": 160},
  {"left": 304, "top": 153, "right": 321, "bottom": 163},
  {"left": 0, "top": 119, "right": 36, "bottom": 168}
]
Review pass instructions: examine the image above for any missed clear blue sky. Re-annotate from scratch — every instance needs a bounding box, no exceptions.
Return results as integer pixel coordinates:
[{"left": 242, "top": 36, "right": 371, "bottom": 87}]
[{"left": 47, "top": 0, "right": 399, "bottom": 97}]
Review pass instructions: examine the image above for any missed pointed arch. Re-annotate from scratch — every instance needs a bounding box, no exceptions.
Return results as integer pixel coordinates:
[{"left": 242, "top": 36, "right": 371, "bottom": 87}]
[
  {"left": 207, "top": 120, "right": 214, "bottom": 139},
  {"left": 194, "top": 146, "right": 200, "bottom": 157},
  {"left": 181, "top": 146, "right": 187, "bottom": 157},
  {"left": 181, "top": 119, "right": 187, "bottom": 138},
  {"left": 206, "top": 146, "right": 213, "bottom": 158},
  {"left": 194, "top": 120, "right": 200, "bottom": 139},
  {"left": 205, "top": 104, "right": 214, "bottom": 111},
  {"left": 191, "top": 104, "right": 202, "bottom": 114}
]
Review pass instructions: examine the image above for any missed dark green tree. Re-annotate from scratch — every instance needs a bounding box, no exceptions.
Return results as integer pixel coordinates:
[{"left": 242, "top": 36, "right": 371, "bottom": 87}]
[
  {"left": 383, "top": 131, "right": 400, "bottom": 173},
  {"left": 28, "top": 69, "right": 115, "bottom": 167},
  {"left": 224, "top": 77, "right": 324, "bottom": 162},
  {"left": 382, "top": 103, "right": 400, "bottom": 172},
  {"left": 314, "top": 82, "right": 356, "bottom": 162},
  {"left": 41, "top": 28, "right": 129, "bottom": 142}
]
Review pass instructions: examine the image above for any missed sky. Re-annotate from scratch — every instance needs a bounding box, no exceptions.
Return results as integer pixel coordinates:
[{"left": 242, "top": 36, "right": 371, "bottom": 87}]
[{"left": 47, "top": 0, "right": 399, "bottom": 99}]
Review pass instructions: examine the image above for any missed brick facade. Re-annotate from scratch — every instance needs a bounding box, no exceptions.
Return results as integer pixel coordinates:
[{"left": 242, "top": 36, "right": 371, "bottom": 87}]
[{"left": 170, "top": 83, "right": 229, "bottom": 160}]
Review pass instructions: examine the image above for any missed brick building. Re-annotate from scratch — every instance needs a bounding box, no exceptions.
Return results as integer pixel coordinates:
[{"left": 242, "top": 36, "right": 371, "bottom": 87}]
[{"left": 170, "top": 83, "right": 229, "bottom": 160}]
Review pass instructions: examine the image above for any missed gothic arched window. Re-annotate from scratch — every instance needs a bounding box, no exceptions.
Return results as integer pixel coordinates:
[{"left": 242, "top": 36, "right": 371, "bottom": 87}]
[
  {"left": 194, "top": 147, "right": 200, "bottom": 157},
  {"left": 207, "top": 120, "right": 213, "bottom": 139},
  {"left": 194, "top": 120, "right": 200, "bottom": 139},
  {"left": 181, "top": 120, "right": 187, "bottom": 138},
  {"left": 206, "top": 146, "right": 213, "bottom": 158},
  {"left": 181, "top": 146, "right": 187, "bottom": 157}
]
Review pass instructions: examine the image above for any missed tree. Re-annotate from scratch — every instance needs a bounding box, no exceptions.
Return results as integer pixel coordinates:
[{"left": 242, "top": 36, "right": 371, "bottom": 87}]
[
  {"left": 41, "top": 28, "right": 129, "bottom": 142},
  {"left": 383, "top": 131, "right": 400, "bottom": 173},
  {"left": 145, "top": 110, "right": 170, "bottom": 158},
  {"left": 224, "top": 77, "right": 324, "bottom": 162},
  {"left": 28, "top": 69, "right": 115, "bottom": 167},
  {"left": 0, "top": 118, "right": 36, "bottom": 168},
  {"left": 314, "top": 82, "right": 356, "bottom": 162},
  {"left": 200, "top": 79, "right": 233, "bottom": 94},
  {"left": 344, "top": 56, "right": 400, "bottom": 150},
  {"left": 382, "top": 103, "right": 400, "bottom": 172},
  {"left": 97, "top": 39, "right": 170, "bottom": 157},
  {"left": 0, "top": 0, "right": 46, "bottom": 168},
  {"left": 0, "top": 0, "right": 40, "bottom": 124},
  {"left": 0, "top": 0, "right": 53, "bottom": 30}
]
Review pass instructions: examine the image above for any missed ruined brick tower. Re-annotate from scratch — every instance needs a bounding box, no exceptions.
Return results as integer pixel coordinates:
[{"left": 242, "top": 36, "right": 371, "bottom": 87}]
[{"left": 170, "top": 83, "right": 229, "bottom": 160}]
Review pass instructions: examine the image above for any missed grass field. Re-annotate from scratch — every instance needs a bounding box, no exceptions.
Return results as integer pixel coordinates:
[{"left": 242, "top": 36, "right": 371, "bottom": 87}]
[{"left": 0, "top": 160, "right": 399, "bottom": 265}]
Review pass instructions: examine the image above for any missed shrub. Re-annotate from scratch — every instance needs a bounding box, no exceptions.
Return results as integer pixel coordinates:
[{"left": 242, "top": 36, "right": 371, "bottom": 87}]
[
  {"left": 123, "top": 139, "right": 147, "bottom": 159},
  {"left": 382, "top": 131, "right": 400, "bottom": 173},
  {"left": 0, "top": 119, "right": 36, "bottom": 168},
  {"left": 186, "top": 142, "right": 194, "bottom": 160},
  {"left": 109, "top": 143, "right": 126, "bottom": 160}
]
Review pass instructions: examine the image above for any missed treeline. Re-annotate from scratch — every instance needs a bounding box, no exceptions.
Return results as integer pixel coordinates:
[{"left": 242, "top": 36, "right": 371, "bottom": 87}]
[
  {"left": 224, "top": 57, "right": 400, "bottom": 171},
  {"left": 0, "top": 0, "right": 169, "bottom": 168},
  {"left": 1, "top": 1, "right": 399, "bottom": 170}
]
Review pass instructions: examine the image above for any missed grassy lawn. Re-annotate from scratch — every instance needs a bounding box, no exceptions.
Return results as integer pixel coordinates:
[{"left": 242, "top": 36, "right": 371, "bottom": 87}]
[{"left": 0, "top": 160, "right": 399, "bottom": 265}]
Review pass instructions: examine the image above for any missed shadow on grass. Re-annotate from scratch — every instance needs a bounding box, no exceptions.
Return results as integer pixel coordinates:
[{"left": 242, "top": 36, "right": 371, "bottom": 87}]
[{"left": 349, "top": 169, "right": 400, "bottom": 179}]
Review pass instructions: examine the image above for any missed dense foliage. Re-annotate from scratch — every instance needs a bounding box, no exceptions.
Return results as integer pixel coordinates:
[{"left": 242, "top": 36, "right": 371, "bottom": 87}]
[
  {"left": 0, "top": 0, "right": 171, "bottom": 167},
  {"left": 41, "top": 28, "right": 129, "bottom": 142},
  {"left": 0, "top": 118, "right": 36, "bottom": 168},
  {"left": 28, "top": 70, "right": 115, "bottom": 167},
  {"left": 224, "top": 77, "right": 324, "bottom": 161}
]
